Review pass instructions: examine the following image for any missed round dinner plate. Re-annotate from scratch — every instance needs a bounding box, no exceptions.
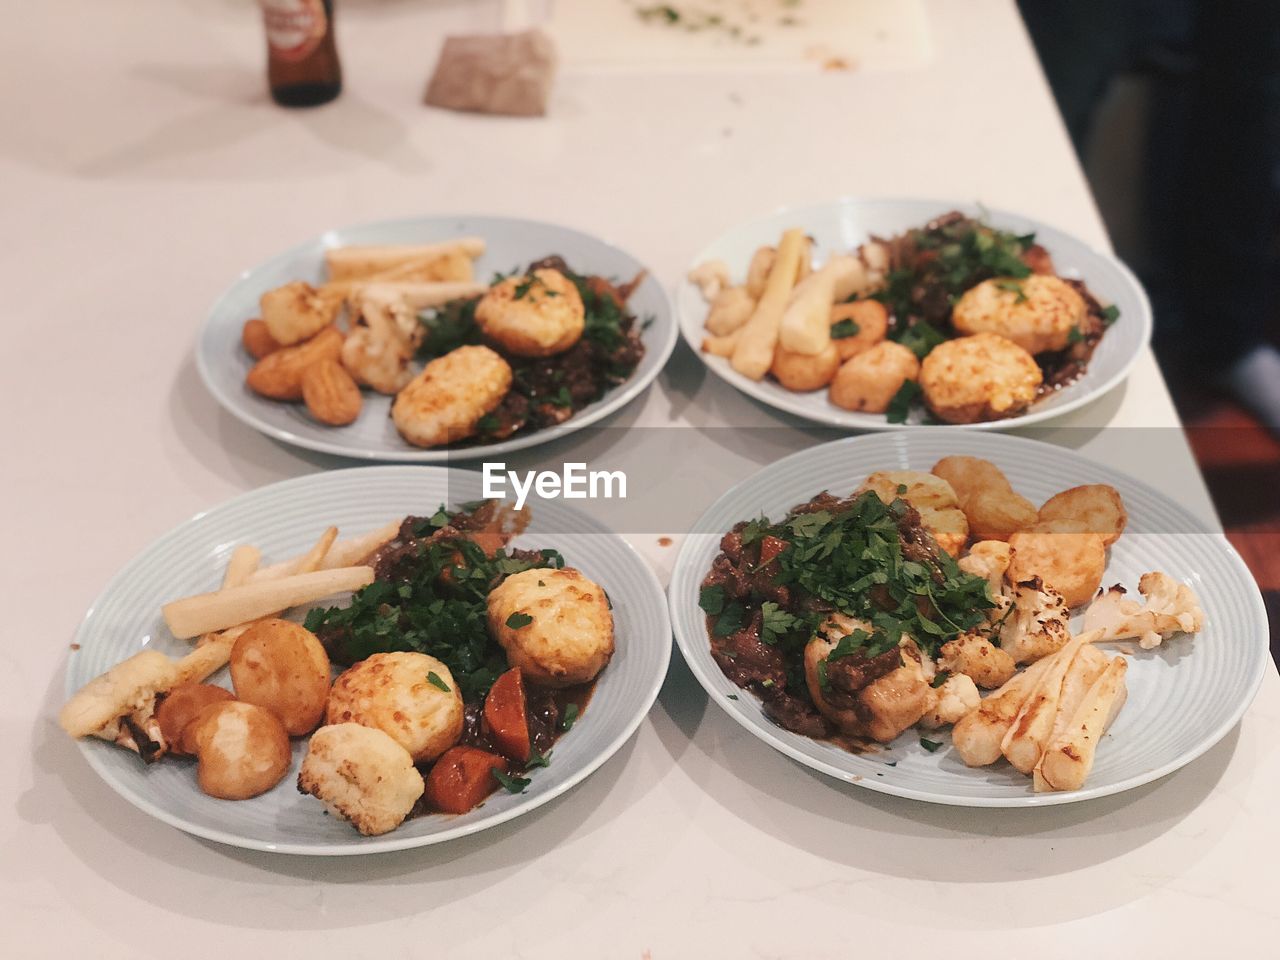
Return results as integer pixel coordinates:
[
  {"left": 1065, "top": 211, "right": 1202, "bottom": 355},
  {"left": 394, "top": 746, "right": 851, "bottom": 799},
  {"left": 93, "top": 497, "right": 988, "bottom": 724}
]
[
  {"left": 677, "top": 198, "right": 1152, "bottom": 430},
  {"left": 197, "top": 215, "right": 677, "bottom": 462},
  {"left": 668, "top": 432, "right": 1269, "bottom": 806},
  {"left": 65, "top": 467, "right": 671, "bottom": 854}
]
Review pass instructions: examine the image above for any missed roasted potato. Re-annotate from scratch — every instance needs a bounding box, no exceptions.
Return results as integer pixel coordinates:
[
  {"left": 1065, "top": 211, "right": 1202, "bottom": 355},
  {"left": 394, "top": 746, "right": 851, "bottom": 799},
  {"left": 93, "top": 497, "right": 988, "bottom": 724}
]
[
  {"left": 771, "top": 341, "right": 841, "bottom": 392},
  {"left": 952, "top": 275, "right": 1087, "bottom": 355},
  {"left": 828, "top": 341, "right": 920, "bottom": 414},
  {"left": 327, "top": 652, "right": 464, "bottom": 762},
  {"left": 487, "top": 568, "right": 615, "bottom": 687},
  {"left": 1007, "top": 520, "right": 1107, "bottom": 609},
  {"left": 242, "top": 319, "right": 282, "bottom": 359},
  {"left": 297, "top": 723, "right": 425, "bottom": 835},
  {"left": 475, "top": 269, "right": 585, "bottom": 357},
  {"left": 858, "top": 470, "right": 968, "bottom": 556},
  {"left": 391, "top": 345, "right": 512, "bottom": 448},
  {"left": 919, "top": 333, "right": 1041, "bottom": 424},
  {"left": 246, "top": 326, "right": 345, "bottom": 402},
  {"left": 190, "top": 701, "right": 291, "bottom": 800},
  {"left": 156, "top": 683, "right": 235, "bottom": 755},
  {"left": 229, "top": 619, "right": 331, "bottom": 736},
  {"left": 1038, "top": 484, "right": 1127, "bottom": 546},
  {"left": 932, "top": 455, "right": 1038, "bottom": 541},
  {"left": 829, "top": 299, "right": 888, "bottom": 362}
]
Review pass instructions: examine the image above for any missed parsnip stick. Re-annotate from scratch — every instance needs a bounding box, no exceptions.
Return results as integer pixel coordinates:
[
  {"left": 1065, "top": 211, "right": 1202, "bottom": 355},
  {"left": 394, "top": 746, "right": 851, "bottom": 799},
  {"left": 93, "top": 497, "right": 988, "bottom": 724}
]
[
  {"left": 249, "top": 520, "right": 401, "bottom": 583},
  {"left": 702, "top": 329, "right": 742, "bottom": 357},
  {"left": 731, "top": 228, "right": 806, "bottom": 379},
  {"left": 704, "top": 287, "right": 756, "bottom": 337},
  {"left": 325, "top": 238, "right": 486, "bottom": 281},
  {"left": 359, "top": 281, "right": 488, "bottom": 311},
  {"left": 778, "top": 255, "right": 857, "bottom": 355},
  {"left": 177, "top": 626, "right": 250, "bottom": 683},
  {"left": 1001, "top": 635, "right": 1085, "bottom": 773},
  {"left": 1035, "top": 656, "right": 1128, "bottom": 792},
  {"left": 295, "top": 526, "right": 338, "bottom": 575},
  {"left": 162, "top": 567, "right": 374, "bottom": 640},
  {"left": 221, "top": 545, "right": 260, "bottom": 590},
  {"left": 951, "top": 654, "right": 1054, "bottom": 767}
]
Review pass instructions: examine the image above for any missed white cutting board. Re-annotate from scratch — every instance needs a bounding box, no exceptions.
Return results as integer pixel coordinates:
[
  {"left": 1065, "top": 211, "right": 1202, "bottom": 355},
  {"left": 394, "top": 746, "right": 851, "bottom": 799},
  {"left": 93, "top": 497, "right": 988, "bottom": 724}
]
[{"left": 541, "top": 0, "right": 931, "bottom": 72}]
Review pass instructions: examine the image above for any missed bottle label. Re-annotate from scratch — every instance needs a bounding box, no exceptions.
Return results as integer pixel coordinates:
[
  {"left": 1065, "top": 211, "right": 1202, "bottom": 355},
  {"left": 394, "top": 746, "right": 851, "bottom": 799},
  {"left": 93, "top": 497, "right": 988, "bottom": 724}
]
[{"left": 261, "top": 0, "right": 327, "bottom": 62}]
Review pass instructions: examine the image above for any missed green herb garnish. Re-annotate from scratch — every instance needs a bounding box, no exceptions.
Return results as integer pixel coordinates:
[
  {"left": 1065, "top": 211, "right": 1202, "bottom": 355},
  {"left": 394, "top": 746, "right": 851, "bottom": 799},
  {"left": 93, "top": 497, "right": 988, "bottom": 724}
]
[
  {"left": 830, "top": 318, "right": 860, "bottom": 339},
  {"left": 699, "top": 584, "right": 726, "bottom": 615},
  {"left": 561, "top": 703, "right": 580, "bottom": 731},
  {"left": 1100, "top": 304, "right": 1120, "bottom": 326},
  {"left": 426, "top": 671, "right": 451, "bottom": 693},
  {"left": 493, "top": 769, "right": 532, "bottom": 793},
  {"left": 886, "top": 379, "right": 923, "bottom": 424},
  {"left": 506, "top": 612, "right": 534, "bottom": 629},
  {"left": 920, "top": 737, "right": 943, "bottom": 753},
  {"left": 994, "top": 278, "right": 1028, "bottom": 303},
  {"left": 527, "top": 748, "right": 552, "bottom": 768}
]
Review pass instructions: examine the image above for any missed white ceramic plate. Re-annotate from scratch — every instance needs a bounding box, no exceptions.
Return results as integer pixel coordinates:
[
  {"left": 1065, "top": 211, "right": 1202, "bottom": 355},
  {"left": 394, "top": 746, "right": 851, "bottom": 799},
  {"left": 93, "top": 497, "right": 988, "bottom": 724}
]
[
  {"left": 65, "top": 467, "right": 672, "bottom": 854},
  {"left": 197, "top": 216, "right": 677, "bottom": 461},
  {"left": 677, "top": 198, "right": 1152, "bottom": 430},
  {"left": 668, "top": 432, "right": 1269, "bottom": 806}
]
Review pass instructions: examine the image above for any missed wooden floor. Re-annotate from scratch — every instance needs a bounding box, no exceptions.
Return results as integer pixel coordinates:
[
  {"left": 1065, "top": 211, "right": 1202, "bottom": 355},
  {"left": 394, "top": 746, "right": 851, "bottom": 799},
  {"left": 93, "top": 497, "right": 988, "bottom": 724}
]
[{"left": 1178, "top": 394, "right": 1280, "bottom": 663}]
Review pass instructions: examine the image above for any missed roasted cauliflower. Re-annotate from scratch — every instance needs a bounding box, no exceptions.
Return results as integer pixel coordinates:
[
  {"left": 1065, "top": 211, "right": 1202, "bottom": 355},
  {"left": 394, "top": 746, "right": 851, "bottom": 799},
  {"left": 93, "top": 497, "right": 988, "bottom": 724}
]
[
  {"left": 1082, "top": 571, "right": 1205, "bottom": 649},
  {"left": 998, "top": 577, "right": 1072, "bottom": 664}
]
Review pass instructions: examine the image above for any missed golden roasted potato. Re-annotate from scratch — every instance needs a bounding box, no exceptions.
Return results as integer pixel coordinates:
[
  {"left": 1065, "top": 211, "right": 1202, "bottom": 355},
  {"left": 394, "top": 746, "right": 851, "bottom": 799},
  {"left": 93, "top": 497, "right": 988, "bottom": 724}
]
[
  {"left": 242, "top": 318, "right": 282, "bottom": 359},
  {"left": 1038, "top": 484, "right": 1127, "bottom": 546},
  {"left": 475, "top": 269, "right": 585, "bottom": 357},
  {"left": 229, "top": 619, "right": 331, "bottom": 736},
  {"left": 487, "top": 568, "right": 614, "bottom": 687},
  {"left": 391, "top": 345, "right": 512, "bottom": 448},
  {"left": 828, "top": 341, "right": 920, "bottom": 414},
  {"left": 932, "top": 455, "right": 1038, "bottom": 541},
  {"left": 829, "top": 299, "right": 889, "bottom": 362},
  {"left": 246, "top": 326, "right": 344, "bottom": 401},
  {"left": 260, "top": 281, "right": 341, "bottom": 346},
  {"left": 191, "top": 701, "right": 291, "bottom": 800},
  {"left": 858, "top": 470, "right": 968, "bottom": 556},
  {"left": 327, "top": 652, "right": 464, "bottom": 762},
  {"left": 919, "top": 333, "right": 1042, "bottom": 424},
  {"left": 952, "top": 275, "right": 1087, "bottom": 355},
  {"left": 156, "top": 683, "right": 235, "bottom": 756},
  {"left": 770, "top": 341, "right": 841, "bottom": 391},
  {"left": 1007, "top": 520, "right": 1106, "bottom": 608},
  {"left": 301, "top": 358, "right": 363, "bottom": 427}
]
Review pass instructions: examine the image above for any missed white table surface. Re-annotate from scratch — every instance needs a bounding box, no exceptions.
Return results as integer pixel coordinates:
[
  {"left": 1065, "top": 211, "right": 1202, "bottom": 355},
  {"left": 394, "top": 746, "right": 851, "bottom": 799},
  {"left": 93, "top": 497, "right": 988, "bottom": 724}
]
[{"left": 3, "top": 1, "right": 1277, "bottom": 956}]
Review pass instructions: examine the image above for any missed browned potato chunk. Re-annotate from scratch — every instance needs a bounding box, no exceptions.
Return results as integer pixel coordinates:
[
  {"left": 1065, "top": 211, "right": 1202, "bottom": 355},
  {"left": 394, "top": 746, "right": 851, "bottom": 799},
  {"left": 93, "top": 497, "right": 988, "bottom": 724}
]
[
  {"left": 919, "top": 333, "right": 1042, "bottom": 424},
  {"left": 828, "top": 341, "right": 920, "bottom": 414},
  {"left": 1008, "top": 520, "right": 1107, "bottom": 608},
  {"left": 1038, "top": 484, "right": 1128, "bottom": 546},
  {"left": 858, "top": 470, "right": 968, "bottom": 556},
  {"left": 932, "top": 455, "right": 1038, "bottom": 541},
  {"left": 829, "top": 300, "right": 889, "bottom": 362},
  {"left": 156, "top": 683, "right": 235, "bottom": 756},
  {"left": 191, "top": 701, "right": 291, "bottom": 800},
  {"left": 230, "top": 619, "right": 331, "bottom": 736},
  {"left": 770, "top": 342, "right": 841, "bottom": 392}
]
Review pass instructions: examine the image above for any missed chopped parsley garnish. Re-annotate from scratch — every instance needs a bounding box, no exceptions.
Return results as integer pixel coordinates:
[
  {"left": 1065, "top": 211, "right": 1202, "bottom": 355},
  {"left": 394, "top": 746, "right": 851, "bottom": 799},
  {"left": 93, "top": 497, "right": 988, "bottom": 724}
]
[
  {"left": 526, "top": 748, "right": 552, "bottom": 768},
  {"left": 1067, "top": 326, "right": 1085, "bottom": 345},
  {"left": 830, "top": 318, "right": 860, "bottom": 339},
  {"left": 994, "top": 278, "right": 1028, "bottom": 303},
  {"left": 560, "top": 703, "right": 580, "bottom": 731},
  {"left": 1099, "top": 303, "right": 1120, "bottom": 325},
  {"left": 426, "top": 671, "right": 451, "bottom": 693},
  {"left": 492, "top": 769, "right": 531, "bottom": 794},
  {"left": 303, "top": 508, "right": 564, "bottom": 701},
  {"left": 760, "top": 601, "right": 801, "bottom": 645},
  {"left": 886, "top": 379, "right": 923, "bottom": 424},
  {"left": 726, "top": 693, "right": 739, "bottom": 700},
  {"left": 505, "top": 612, "right": 534, "bottom": 629},
  {"left": 711, "top": 600, "right": 747, "bottom": 637},
  {"left": 919, "top": 737, "right": 943, "bottom": 753},
  {"left": 930, "top": 670, "right": 951, "bottom": 689},
  {"left": 699, "top": 584, "right": 726, "bottom": 615},
  {"left": 418, "top": 296, "right": 481, "bottom": 358}
]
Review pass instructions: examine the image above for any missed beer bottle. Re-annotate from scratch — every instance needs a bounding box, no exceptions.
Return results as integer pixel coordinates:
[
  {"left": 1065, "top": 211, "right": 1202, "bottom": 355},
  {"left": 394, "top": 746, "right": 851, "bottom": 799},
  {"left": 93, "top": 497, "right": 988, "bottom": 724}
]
[{"left": 260, "top": 0, "right": 342, "bottom": 107}]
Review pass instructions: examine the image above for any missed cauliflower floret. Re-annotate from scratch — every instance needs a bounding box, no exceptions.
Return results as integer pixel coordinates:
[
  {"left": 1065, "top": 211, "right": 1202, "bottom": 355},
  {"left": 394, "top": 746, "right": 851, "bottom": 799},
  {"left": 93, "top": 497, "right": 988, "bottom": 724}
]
[
  {"left": 298, "top": 723, "right": 425, "bottom": 836},
  {"left": 938, "top": 632, "right": 1017, "bottom": 689},
  {"left": 919, "top": 673, "right": 981, "bottom": 729},
  {"left": 689, "top": 259, "right": 732, "bottom": 301},
  {"left": 59, "top": 650, "right": 180, "bottom": 760},
  {"left": 1082, "top": 572, "right": 1205, "bottom": 649},
  {"left": 999, "top": 577, "right": 1071, "bottom": 664}
]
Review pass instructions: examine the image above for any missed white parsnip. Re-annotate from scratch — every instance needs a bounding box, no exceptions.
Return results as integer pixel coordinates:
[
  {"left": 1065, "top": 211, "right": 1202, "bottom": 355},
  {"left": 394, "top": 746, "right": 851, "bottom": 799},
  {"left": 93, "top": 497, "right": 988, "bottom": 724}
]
[
  {"left": 778, "top": 255, "right": 858, "bottom": 355},
  {"left": 162, "top": 567, "right": 374, "bottom": 640},
  {"left": 221, "top": 545, "right": 260, "bottom": 590},
  {"left": 324, "top": 238, "right": 485, "bottom": 280},
  {"left": 1035, "top": 656, "right": 1128, "bottom": 792},
  {"left": 294, "top": 526, "right": 338, "bottom": 575},
  {"left": 730, "top": 228, "right": 807, "bottom": 380},
  {"left": 1001, "top": 635, "right": 1084, "bottom": 773},
  {"left": 249, "top": 520, "right": 401, "bottom": 583}
]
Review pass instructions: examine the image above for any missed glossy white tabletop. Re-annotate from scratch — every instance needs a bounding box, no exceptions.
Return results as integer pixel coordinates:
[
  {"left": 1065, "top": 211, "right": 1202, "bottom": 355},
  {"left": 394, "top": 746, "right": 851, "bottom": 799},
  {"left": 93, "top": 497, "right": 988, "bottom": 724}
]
[{"left": 2, "top": 1, "right": 1277, "bottom": 956}]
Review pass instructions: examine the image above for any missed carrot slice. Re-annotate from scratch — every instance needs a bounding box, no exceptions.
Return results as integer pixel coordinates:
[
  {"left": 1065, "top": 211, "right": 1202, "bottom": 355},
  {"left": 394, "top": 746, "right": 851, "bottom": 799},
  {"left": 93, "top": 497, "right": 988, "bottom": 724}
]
[
  {"left": 484, "top": 667, "right": 531, "bottom": 763},
  {"left": 423, "top": 746, "right": 509, "bottom": 814}
]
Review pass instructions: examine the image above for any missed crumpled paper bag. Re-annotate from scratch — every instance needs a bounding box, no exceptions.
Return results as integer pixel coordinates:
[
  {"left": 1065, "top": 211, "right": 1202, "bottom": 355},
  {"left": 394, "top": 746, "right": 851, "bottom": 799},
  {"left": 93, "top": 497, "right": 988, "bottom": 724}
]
[{"left": 424, "top": 29, "right": 557, "bottom": 117}]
